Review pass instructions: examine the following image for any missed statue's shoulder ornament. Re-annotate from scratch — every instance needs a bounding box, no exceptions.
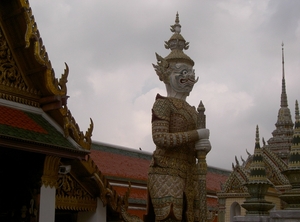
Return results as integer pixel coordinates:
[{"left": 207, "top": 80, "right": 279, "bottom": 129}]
[{"left": 152, "top": 94, "right": 171, "bottom": 122}]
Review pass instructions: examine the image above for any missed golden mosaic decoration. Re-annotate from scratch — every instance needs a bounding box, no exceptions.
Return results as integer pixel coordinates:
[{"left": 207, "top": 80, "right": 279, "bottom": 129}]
[{"left": 56, "top": 174, "right": 97, "bottom": 211}]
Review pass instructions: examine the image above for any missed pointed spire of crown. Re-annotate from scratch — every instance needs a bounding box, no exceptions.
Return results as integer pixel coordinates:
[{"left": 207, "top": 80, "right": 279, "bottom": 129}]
[
  {"left": 281, "top": 42, "right": 288, "bottom": 108},
  {"left": 170, "top": 12, "right": 181, "bottom": 34},
  {"left": 153, "top": 13, "right": 195, "bottom": 83},
  {"left": 163, "top": 12, "right": 194, "bottom": 66}
]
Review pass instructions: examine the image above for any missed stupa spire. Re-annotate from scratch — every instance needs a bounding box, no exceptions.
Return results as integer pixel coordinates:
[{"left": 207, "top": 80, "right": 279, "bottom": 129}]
[
  {"left": 249, "top": 125, "right": 267, "bottom": 181},
  {"left": 281, "top": 42, "right": 288, "bottom": 108},
  {"left": 288, "top": 100, "right": 300, "bottom": 169},
  {"left": 255, "top": 125, "right": 260, "bottom": 147},
  {"left": 241, "top": 125, "right": 275, "bottom": 215},
  {"left": 267, "top": 43, "right": 294, "bottom": 162},
  {"left": 280, "top": 100, "right": 300, "bottom": 208},
  {"left": 296, "top": 100, "right": 300, "bottom": 123}
]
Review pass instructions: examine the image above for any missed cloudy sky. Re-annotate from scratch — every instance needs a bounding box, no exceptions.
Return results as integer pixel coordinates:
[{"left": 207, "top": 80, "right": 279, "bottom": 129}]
[{"left": 29, "top": 0, "right": 300, "bottom": 170}]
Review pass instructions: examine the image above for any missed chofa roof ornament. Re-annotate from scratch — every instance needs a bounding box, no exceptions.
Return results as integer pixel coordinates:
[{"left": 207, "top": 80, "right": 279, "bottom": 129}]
[{"left": 153, "top": 12, "right": 195, "bottom": 83}]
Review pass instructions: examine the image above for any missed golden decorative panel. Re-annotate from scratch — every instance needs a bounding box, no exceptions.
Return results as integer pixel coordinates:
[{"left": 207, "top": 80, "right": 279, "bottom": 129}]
[
  {"left": 56, "top": 174, "right": 97, "bottom": 211},
  {"left": 0, "top": 26, "right": 40, "bottom": 106}
]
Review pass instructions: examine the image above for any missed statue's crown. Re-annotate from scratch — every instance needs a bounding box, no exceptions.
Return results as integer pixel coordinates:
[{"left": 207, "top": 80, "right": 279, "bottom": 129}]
[
  {"left": 153, "top": 13, "right": 194, "bottom": 83},
  {"left": 163, "top": 12, "right": 194, "bottom": 66}
]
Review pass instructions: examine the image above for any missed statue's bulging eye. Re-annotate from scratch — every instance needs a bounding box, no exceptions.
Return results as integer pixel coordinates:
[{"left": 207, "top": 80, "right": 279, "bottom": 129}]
[{"left": 182, "top": 70, "right": 188, "bottom": 75}]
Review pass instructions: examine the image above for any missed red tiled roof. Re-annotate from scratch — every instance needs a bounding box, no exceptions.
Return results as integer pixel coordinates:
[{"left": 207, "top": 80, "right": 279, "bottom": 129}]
[
  {"left": 90, "top": 150, "right": 149, "bottom": 181},
  {"left": 0, "top": 106, "right": 47, "bottom": 133},
  {"left": 207, "top": 197, "right": 218, "bottom": 208},
  {"left": 112, "top": 186, "right": 147, "bottom": 200},
  {"left": 91, "top": 148, "right": 229, "bottom": 193},
  {"left": 206, "top": 171, "right": 228, "bottom": 192},
  {"left": 0, "top": 105, "right": 76, "bottom": 149}
]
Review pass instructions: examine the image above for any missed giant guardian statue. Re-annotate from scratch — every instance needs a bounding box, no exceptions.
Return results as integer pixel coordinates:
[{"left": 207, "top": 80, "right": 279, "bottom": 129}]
[{"left": 147, "top": 13, "right": 211, "bottom": 222}]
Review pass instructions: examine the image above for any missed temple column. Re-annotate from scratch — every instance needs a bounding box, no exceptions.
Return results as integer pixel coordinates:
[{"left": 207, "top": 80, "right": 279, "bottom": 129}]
[
  {"left": 39, "top": 155, "right": 61, "bottom": 222},
  {"left": 39, "top": 185, "right": 56, "bottom": 222},
  {"left": 218, "top": 198, "right": 226, "bottom": 222}
]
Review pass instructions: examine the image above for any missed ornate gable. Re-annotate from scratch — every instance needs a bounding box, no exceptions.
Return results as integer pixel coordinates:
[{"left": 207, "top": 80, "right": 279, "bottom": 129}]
[
  {"left": 219, "top": 146, "right": 290, "bottom": 199},
  {"left": 220, "top": 164, "right": 248, "bottom": 195},
  {"left": 262, "top": 147, "right": 290, "bottom": 187},
  {"left": 0, "top": 0, "right": 93, "bottom": 150},
  {"left": 0, "top": 26, "right": 40, "bottom": 106},
  {"left": 56, "top": 173, "right": 97, "bottom": 211}
]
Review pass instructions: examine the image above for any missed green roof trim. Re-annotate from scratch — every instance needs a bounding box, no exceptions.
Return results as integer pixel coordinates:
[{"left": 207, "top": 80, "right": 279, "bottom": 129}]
[{"left": 0, "top": 109, "right": 75, "bottom": 149}]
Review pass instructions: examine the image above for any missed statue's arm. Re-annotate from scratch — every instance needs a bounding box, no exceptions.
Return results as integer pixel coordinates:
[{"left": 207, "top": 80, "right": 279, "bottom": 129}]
[{"left": 152, "top": 119, "right": 199, "bottom": 148}]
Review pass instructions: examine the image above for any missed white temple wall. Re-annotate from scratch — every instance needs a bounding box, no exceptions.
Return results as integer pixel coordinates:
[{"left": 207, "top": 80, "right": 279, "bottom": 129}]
[
  {"left": 77, "top": 198, "right": 106, "bottom": 222},
  {"left": 225, "top": 197, "right": 246, "bottom": 222},
  {"left": 39, "top": 185, "right": 56, "bottom": 222}
]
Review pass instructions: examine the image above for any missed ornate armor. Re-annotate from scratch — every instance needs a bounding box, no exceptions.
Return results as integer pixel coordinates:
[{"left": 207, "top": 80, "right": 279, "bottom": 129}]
[{"left": 148, "top": 94, "right": 200, "bottom": 221}]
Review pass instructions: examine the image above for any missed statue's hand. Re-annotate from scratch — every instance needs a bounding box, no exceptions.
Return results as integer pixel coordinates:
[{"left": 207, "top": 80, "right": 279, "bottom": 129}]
[
  {"left": 195, "top": 139, "right": 211, "bottom": 153},
  {"left": 197, "top": 128, "right": 210, "bottom": 139}
]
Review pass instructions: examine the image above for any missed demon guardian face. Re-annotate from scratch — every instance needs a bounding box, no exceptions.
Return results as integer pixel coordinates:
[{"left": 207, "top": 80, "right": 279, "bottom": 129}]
[{"left": 169, "top": 62, "right": 198, "bottom": 95}]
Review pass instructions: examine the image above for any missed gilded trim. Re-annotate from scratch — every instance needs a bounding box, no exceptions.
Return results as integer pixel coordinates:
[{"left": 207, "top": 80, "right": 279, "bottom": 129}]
[
  {"left": 56, "top": 195, "right": 97, "bottom": 211},
  {"left": 20, "top": 0, "right": 68, "bottom": 96},
  {"left": 41, "top": 155, "right": 61, "bottom": 188},
  {"left": 61, "top": 105, "right": 93, "bottom": 150}
]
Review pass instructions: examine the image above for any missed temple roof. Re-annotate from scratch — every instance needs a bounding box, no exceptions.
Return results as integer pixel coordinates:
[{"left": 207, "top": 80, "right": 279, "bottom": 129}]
[
  {"left": 0, "top": 104, "right": 74, "bottom": 148},
  {"left": 0, "top": 0, "right": 129, "bottom": 218},
  {"left": 221, "top": 145, "right": 290, "bottom": 194},
  {"left": 91, "top": 142, "right": 150, "bottom": 182},
  {"left": 0, "top": 0, "right": 93, "bottom": 150}
]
